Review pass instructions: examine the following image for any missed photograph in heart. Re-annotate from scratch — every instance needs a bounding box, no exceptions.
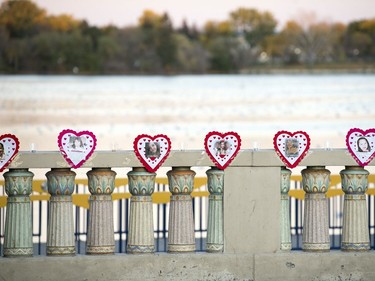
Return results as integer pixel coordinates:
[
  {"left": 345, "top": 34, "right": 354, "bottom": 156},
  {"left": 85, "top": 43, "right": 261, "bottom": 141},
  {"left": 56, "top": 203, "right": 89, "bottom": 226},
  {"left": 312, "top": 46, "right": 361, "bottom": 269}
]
[
  {"left": 204, "top": 131, "right": 241, "bottom": 170},
  {"left": 57, "top": 129, "right": 97, "bottom": 168},
  {"left": 133, "top": 134, "right": 171, "bottom": 173},
  {"left": 273, "top": 130, "right": 311, "bottom": 169},
  {"left": 0, "top": 134, "right": 20, "bottom": 172},
  {"left": 346, "top": 128, "right": 375, "bottom": 166}
]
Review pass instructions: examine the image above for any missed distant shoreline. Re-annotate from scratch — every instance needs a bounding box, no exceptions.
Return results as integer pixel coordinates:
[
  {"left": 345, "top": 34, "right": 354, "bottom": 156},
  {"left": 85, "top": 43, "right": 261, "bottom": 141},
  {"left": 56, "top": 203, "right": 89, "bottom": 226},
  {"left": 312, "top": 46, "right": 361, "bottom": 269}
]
[
  {"left": 1, "top": 64, "right": 375, "bottom": 76},
  {"left": 239, "top": 65, "right": 375, "bottom": 75}
]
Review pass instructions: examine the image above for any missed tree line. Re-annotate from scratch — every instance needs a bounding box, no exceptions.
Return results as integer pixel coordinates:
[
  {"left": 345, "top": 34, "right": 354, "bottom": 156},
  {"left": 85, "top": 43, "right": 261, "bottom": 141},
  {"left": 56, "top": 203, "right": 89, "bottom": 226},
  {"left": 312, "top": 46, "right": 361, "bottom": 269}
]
[{"left": 0, "top": 0, "right": 374, "bottom": 74}]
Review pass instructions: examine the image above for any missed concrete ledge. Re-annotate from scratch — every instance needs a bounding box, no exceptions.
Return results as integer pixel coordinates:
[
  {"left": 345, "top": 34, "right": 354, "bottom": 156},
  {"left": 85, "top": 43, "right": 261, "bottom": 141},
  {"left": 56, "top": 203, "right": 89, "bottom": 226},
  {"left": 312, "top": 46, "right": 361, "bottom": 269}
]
[
  {"left": 8, "top": 149, "right": 371, "bottom": 170},
  {"left": 255, "top": 251, "right": 375, "bottom": 281},
  {"left": 0, "top": 253, "right": 254, "bottom": 281},
  {"left": 0, "top": 252, "right": 375, "bottom": 281}
]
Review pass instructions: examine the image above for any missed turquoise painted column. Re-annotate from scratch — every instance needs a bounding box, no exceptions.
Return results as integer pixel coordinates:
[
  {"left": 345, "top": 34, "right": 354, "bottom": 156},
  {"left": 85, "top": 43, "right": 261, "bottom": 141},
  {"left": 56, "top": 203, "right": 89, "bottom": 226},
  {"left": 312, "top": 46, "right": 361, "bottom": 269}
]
[
  {"left": 301, "top": 166, "right": 331, "bottom": 252},
  {"left": 127, "top": 167, "right": 156, "bottom": 254},
  {"left": 280, "top": 167, "right": 292, "bottom": 251},
  {"left": 167, "top": 167, "right": 196, "bottom": 253},
  {"left": 86, "top": 168, "right": 116, "bottom": 255},
  {"left": 206, "top": 167, "right": 224, "bottom": 253},
  {"left": 3, "top": 169, "right": 34, "bottom": 257},
  {"left": 340, "top": 166, "right": 370, "bottom": 251},
  {"left": 45, "top": 168, "right": 76, "bottom": 256}
]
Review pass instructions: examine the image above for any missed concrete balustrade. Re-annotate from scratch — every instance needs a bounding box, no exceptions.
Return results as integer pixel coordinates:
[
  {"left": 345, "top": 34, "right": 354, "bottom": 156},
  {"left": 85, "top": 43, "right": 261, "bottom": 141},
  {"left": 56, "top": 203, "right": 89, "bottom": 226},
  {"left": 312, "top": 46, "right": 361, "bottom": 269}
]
[
  {"left": 340, "top": 166, "right": 370, "bottom": 251},
  {"left": 45, "top": 168, "right": 76, "bottom": 256},
  {"left": 127, "top": 167, "right": 156, "bottom": 254},
  {"left": 167, "top": 167, "right": 196, "bottom": 253},
  {"left": 301, "top": 166, "right": 331, "bottom": 252},
  {"left": 206, "top": 167, "right": 224, "bottom": 253},
  {"left": 3, "top": 168, "right": 34, "bottom": 257},
  {"left": 86, "top": 168, "right": 116, "bottom": 255},
  {"left": 280, "top": 167, "right": 292, "bottom": 251},
  {"left": 0, "top": 149, "right": 375, "bottom": 280}
]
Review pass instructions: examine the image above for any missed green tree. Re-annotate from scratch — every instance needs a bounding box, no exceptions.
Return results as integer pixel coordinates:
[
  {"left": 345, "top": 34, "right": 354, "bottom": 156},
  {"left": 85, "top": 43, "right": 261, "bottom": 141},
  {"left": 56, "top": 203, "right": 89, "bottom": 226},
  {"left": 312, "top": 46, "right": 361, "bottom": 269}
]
[
  {"left": 138, "top": 10, "right": 178, "bottom": 72},
  {"left": 175, "top": 33, "right": 208, "bottom": 73},
  {"left": 345, "top": 19, "right": 375, "bottom": 60},
  {"left": 177, "top": 20, "right": 200, "bottom": 41},
  {"left": 229, "top": 8, "right": 277, "bottom": 47},
  {"left": 30, "top": 30, "right": 95, "bottom": 73}
]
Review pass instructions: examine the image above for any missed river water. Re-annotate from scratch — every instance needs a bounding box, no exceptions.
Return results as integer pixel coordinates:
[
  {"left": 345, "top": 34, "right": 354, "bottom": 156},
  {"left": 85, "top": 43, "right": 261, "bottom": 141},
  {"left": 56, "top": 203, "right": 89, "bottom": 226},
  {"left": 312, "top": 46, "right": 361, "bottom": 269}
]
[{"left": 1, "top": 74, "right": 374, "bottom": 153}]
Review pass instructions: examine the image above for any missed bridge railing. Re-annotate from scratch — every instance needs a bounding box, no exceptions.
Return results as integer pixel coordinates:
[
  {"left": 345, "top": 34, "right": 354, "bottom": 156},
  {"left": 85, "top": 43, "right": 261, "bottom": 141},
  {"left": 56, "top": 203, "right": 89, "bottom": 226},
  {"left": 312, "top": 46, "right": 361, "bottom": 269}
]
[{"left": 0, "top": 149, "right": 374, "bottom": 257}]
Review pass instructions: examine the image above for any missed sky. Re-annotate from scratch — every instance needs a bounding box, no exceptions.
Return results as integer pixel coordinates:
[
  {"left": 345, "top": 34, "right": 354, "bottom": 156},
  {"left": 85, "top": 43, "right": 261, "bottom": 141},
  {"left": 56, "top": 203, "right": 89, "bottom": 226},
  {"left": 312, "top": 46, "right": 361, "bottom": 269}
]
[{"left": 31, "top": 0, "right": 375, "bottom": 29}]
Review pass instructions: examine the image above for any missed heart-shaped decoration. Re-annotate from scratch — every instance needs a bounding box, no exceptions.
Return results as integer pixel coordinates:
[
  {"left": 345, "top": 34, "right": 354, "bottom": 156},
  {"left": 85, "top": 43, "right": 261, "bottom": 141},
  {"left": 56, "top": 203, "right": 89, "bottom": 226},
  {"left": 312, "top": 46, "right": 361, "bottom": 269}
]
[
  {"left": 346, "top": 128, "right": 375, "bottom": 166},
  {"left": 57, "top": 129, "right": 97, "bottom": 168},
  {"left": 204, "top": 131, "right": 241, "bottom": 170},
  {"left": 273, "top": 130, "right": 311, "bottom": 168},
  {"left": 133, "top": 134, "right": 171, "bottom": 173},
  {"left": 0, "top": 134, "right": 20, "bottom": 172}
]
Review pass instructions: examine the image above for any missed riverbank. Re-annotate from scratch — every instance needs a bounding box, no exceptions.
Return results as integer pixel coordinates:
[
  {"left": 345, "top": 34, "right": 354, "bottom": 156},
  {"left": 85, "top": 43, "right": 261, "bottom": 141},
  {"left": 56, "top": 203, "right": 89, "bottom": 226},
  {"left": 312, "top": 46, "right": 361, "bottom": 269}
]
[
  {"left": 2, "top": 63, "right": 375, "bottom": 76},
  {"left": 239, "top": 63, "right": 375, "bottom": 75}
]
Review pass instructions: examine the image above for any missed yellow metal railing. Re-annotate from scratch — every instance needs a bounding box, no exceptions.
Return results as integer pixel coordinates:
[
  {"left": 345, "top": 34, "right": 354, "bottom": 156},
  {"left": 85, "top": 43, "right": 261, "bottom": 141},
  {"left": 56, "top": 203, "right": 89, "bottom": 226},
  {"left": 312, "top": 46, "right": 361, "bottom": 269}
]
[
  {"left": 0, "top": 177, "right": 209, "bottom": 209},
  {"left": 289, "top": 174, "right": 375, "bottom": 200},
  {"left": 1, "top": 175, "right": 375, "bottom": 208}
]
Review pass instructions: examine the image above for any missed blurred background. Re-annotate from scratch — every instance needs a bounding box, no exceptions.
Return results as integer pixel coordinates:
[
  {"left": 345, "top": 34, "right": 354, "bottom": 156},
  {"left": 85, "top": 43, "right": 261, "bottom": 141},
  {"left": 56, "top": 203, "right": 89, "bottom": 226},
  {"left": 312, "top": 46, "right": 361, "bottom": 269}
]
[{"left": 0, "top": 0, "right": 374, "bottom": 173}]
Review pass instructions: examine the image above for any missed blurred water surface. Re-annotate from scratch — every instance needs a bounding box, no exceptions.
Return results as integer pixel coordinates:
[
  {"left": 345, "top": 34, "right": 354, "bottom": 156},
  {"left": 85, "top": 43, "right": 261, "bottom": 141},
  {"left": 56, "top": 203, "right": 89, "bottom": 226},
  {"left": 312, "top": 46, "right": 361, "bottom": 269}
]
[{"left": 0, "top": 74, "right": 374, "bottom": 151}]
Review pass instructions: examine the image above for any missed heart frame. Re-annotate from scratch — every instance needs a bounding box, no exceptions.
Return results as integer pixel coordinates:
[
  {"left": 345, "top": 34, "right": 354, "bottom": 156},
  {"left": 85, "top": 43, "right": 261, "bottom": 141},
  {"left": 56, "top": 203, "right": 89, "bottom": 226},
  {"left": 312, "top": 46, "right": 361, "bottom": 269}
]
[
  {"left": 204, "top": 131, "right": 241, "bottom": 170},
  {"left": 57, "top": 129, "right": 97, "bottom": 169},
  {"left": 133, "top": 134, "right": 172, "bottom": 173},
  {"left": 346, "top": 128, "right": 375, "bottom": 167},
  {"left": 0, "top": 134, "right": 20, "bottom": 173},
  {"left": 273, "top": 130, "right": 311, "bottom": 169}
]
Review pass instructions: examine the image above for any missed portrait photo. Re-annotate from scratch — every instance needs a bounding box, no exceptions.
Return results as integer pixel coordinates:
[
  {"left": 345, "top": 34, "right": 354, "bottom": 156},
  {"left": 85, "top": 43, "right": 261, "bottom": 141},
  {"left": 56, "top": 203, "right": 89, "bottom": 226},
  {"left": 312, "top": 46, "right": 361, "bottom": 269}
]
[
  {"left": 285, "top": 138, "right": 299, "bottom": 157},
  {"left": 145, "top": 141, "right": 160, "bottom": 158},
  {"left": 357, "top": 137, "right": 371, "bottom": 152},
  {"left": 0, "top": 143, "right": 4, "bottom": 160},
  {"left": 69, "top": 136, "right": 85, "bottom": 152},
  {"left": 215, "top": 140, "right": 230, "bottom": 156}
]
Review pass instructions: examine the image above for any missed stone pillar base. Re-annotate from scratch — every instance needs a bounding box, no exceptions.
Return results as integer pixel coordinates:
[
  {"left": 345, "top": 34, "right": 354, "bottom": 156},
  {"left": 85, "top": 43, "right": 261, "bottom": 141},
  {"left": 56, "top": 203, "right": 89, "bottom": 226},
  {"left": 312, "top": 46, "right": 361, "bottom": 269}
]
[
  {"left": 127, "top": 245, "right": 155, "bottom": 254},
  {"left": 47, "top": 246, "right": 76, "bottom": 256},
  {"left": 168, "top": 244, "right": 196, "bottom": 253},
  {"left": 3, "top": 248, "right": 33, "bottom": 258},
  {"left": 86, "top": 245, "right": 115, "bottom": 255},
  {"left": 341, "top": 243, "right": 370, "bottom": 251},
  {"left": 207, "top": 244, "right": 224, "bottom": 253}
]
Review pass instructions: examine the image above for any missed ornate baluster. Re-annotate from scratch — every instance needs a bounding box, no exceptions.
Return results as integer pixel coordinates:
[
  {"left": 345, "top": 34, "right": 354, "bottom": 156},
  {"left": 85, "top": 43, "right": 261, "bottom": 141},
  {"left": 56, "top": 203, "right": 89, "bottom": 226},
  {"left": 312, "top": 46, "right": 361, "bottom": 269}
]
[
  {"left": 280, "top": 167, "right": 292, "bottom": 251},
  {"left": 86, "top": 168, "right": 116, "bottom": 255},
  {"left": 301, "top": 166, "right": 330, "bottom": 252},
  {"left": 340, "top": 166, "right": 370, "bottom": 251},
  {"left": 3, "top": 169, "right": 34, "bottom": 257},
  {"left": 206, "top": 167, "right": 224, "bottom": 253},
  {"left": 45, "top": 168, "right": 76, "bottom": 256},
  {"left": 127, "top": 167, "right": 155, "bottom": 254},
  {"left": 167, "top": 167, "right": 196, "bottom": 253}
]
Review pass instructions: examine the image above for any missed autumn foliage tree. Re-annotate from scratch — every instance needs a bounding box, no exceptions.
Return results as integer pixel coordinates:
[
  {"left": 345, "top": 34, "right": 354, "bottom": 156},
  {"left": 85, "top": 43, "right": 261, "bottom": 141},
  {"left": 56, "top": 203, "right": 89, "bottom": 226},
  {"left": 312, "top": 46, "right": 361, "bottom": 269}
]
[{"left": 0, "top": 0, "right": 374, "bottom": 74}]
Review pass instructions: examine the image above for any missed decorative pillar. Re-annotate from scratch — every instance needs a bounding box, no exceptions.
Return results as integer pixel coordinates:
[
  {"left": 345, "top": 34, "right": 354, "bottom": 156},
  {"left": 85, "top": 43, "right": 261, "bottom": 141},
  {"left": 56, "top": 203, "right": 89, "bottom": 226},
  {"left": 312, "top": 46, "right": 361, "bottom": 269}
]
[
  {"left": 3, "top": 169, "right": 34, "bottom": 257},
  {"left": 301, "top": 166, "right": 330, "bottom": 252},
  {"left": 86, "top": 168, "right": 116, "bottom": 255},
  {"left": 206, "top": 167, "right": 224, "bottom": 253},
  {"left": 340, "top": 166, "right": 370, "bottom": 251},
  {"left": 280, "top": 167, "right": 292, "bottom": 251},
  {"left": 45, "top": 168, "right": 76, "bottom": 256},
  {"left": 127, "top": 167, "right": 156, "bottom": 254},
  {"left": 167, "top": 167, "right": 196, "bottom": 253}
]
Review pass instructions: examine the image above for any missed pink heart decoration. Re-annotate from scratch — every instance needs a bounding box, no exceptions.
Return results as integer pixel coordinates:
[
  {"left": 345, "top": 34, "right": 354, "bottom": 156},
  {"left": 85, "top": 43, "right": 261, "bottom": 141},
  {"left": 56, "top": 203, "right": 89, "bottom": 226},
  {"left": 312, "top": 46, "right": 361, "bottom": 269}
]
[
  {"left": 0, "top": 134, "right": 20, "bottom": 172},
  {"left": 58, "top": 129, "right": 97, "bottom": 168},
  {"left": 273, "top": 131, "right": 311, "bottom": 168},
  {"left": 346, "top": 128, "right": 375, "bottom": 166},
  {"left": 204, "top": 131, "right": 241, "bottom": 170},
  {"left": 133, "top": 134, "right": 171, "bottom": 173}
]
